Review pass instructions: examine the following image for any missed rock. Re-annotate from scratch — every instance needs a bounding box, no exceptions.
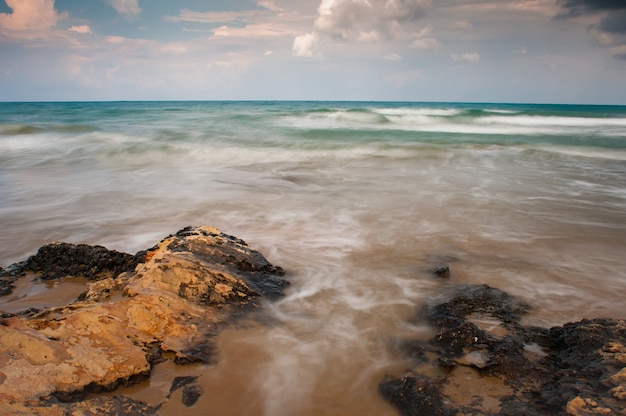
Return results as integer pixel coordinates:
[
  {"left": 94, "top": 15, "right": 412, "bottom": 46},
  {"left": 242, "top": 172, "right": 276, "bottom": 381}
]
[
  {"left": 67, "top": 396, "right": 159, "bottom": 415},
  {"left": 169, "top": 376, "right": 198, "bottom": 394},
  {"left": 379, "top": 375, "right": 452, "bottom": 416},
  {"left": 168, "top": 376, "right": 203, "bottom": 407},
  {"left": 181, "top": 383, "right": 204, "bottom": 407},
  {"left": 432, "top": 266, "right": 450, "bottom": 279},
  {"left": 19, "top": 242, "right": 142, "bottom": 281},
  {"left": 539, "top": 319, "right": 626, "bottom": 414},
  {"left": 0, "top": 226, "right": 287, "bottom": 413},
  {"left": 566, "top": 396, "right": 613, "bottom": 416},
  {"left": 382, "top": 284, "right": 626, "bottom": 416},
  {"left": 422, "top": 284, "right": 530, "bottom": 328}
]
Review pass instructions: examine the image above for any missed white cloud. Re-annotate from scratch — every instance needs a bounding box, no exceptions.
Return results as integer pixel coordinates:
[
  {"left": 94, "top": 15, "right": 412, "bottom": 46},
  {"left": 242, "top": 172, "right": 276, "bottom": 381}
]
[
  {"left": 159, "top": 42, "right": 188, "bottom": 54},
  {"left": 513, "top": 46, "right": 527, "bottom": 54},
  {"left": 166, "top": 6, "right": 307, "bottom": 42},
  {"left": 165, "top": 10, "right": 247, "bottom": 24},
  {"left": 293, "top": 0, "right": 430, "bottom": 57},
  {"left": 106, "top": 35, "right": 126, "bottom": 44},
  {"left": 68, "top": 25, "right": 92, "bottom": 34},
  {"left": 358, "top": 30, "right": 380, "bottom": 42},
  {"left": 109, "top": 0, "right": 141, "bottom": 17},
  {"left": 257, "top": 0, "right": 284, "bottom": 12},
  {"left": 450, "top": 52, "right": 480, "bottom": 62},
  {"left": 293, "top": 32, "right": 319, "bottom": 57},
  {"left": 0, "top": 0, "right": 66, "bottom": 32},
  {"left": 408, "top": 25, "right": 439, "bottom": 49},
  {"left": 313, "top": 0, "right": 429, "bottom": 40},
  {"left": 410, "top": 37, "right": 439, "bottom": 49},
  {"left": 212, "top": 23, "right": 294, "bottom": 38},
  {"left": 384, "top": 53, "right": 402, "bottom": 60}
]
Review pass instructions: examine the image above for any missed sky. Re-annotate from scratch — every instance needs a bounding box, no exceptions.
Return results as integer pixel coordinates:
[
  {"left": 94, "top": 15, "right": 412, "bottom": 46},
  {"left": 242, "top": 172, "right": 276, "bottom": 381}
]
[{"left": 0, "top": 0, "right": 625, "bottom": 103}]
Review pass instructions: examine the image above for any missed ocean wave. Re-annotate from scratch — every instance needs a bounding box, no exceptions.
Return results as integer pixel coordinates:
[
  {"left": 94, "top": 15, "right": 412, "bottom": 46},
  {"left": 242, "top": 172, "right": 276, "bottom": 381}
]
[
  {"left": 0, "top": 124, "right": 42, "bottom": 136},
  {"left": 477, "top": 115, "right": 626, "bottom": 128},
  {"left": 277, "top": 106, "right": 626, "bottom": 137},
  {"left": 374, "top": 108, "right": 464, "bottom": 117}
]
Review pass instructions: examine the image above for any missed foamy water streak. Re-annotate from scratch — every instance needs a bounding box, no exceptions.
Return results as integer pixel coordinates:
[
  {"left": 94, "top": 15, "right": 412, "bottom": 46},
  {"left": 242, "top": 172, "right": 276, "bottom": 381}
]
[{"left": 1, "top": 101, "right": 626, "bottom": 414}]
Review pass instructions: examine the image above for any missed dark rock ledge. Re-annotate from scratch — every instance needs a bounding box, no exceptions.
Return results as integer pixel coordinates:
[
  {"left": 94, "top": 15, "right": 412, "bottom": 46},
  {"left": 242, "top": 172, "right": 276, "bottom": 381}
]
[
  {"left": 380, "top": 284, "right": 626, "bottom": 416},
  {"left": 0, "top": 226, "right": 288, "bottom": 415}
]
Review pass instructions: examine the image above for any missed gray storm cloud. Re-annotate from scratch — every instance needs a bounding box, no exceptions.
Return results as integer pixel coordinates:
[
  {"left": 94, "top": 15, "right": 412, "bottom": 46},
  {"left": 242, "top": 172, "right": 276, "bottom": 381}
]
[
  {"left": 557, "top": 0, "right": 626, "bottom": 59},
  {"left": 557, "top": 0, "right": 626, "bottom": 17}
]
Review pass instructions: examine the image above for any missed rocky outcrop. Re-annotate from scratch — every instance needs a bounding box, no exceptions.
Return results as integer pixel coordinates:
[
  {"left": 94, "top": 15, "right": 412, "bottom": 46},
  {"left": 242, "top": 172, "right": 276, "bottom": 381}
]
[
  {"left": 0, "top": 226, "right": 287, "bottom": 414},
  {"left": 381, "top": 284, "right": 626, "bottom": 416}
]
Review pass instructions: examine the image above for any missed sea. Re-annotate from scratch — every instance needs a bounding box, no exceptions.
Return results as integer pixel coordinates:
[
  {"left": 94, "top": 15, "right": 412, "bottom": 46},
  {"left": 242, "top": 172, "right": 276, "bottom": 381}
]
[{"left": 1, "top": 101, "right": 625, "bottom": 414}]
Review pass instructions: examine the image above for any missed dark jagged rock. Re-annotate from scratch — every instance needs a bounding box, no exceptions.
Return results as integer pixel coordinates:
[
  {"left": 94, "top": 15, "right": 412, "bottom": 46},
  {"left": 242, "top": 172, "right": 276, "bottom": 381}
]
[
  {"left": 181, "top": 383, "right": 204, "bottom": 407},
  {"left": 382, "top": 284, "right": 626, "bottom": 416},
  {"left": 167, "top": 375, "right": 204, "bottom": 407},
  {"left": 66, "top": 396, "right": 159, "bottom": 415},
  {"left": 0, "top": 263, "right": 25, "bottom": 297},
  {"left": 432, "top": 266, "right": 450, "bottom": 279},
  {"left": 379, "top": 375, "right": 452, "bottom": 416},
  {"left": 538, "top": 319, "right": 626, "bottom": 414},
  {"left": 169, "top": 376, "right": 198, "bottom": 394},
  {"left": 18, "top": 242, "right": 142, "bottom": 281},
  {"left": 423, "top": 284, "right": 529, "bottom": 328}
]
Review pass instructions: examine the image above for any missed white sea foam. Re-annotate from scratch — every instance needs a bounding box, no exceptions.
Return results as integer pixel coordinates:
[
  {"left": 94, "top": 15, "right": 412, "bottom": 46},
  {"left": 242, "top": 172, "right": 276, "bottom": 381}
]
[
  {"left": 478, "top": 114, "right": 626, "bottom": 127},
  {"left": 277, "top": 107, "right": 626, "bottom": 136},
  {"left": 483, "top": 109, "right": 520, "bottom": 114},
  {"left": 527, "top": 145, "right": 626, "bottom": 160},
  {"left": 375, "top": 107, "right": 463, "bottom": 117}
]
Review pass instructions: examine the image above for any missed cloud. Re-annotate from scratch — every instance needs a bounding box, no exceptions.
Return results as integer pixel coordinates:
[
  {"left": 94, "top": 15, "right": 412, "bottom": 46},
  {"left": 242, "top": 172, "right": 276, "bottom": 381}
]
[
  {"left": 257, "top": 0, "right": 284, "bottom": 12},
  {"left": 314, "top": 0, "right": 429, "bottom": 40},
  {"left": 293, "top": 32, "right": 319, "bottom": 57},
  {"left": 597, "top": 10, "right": 626, "bottom": 35},
  {"left": 212, "top": 23, "right": 293, "bottom": 38},
  {"left": 610, "top": 44, "right": 626, "bottom": 59},
  {"left": 109, "top": 0, "right": 142, "bottom": 17},
  {"left": 68, "top": 25, "right": 92, "bottom": 34},
  {"left": 166, "top": 6, "right": 305, "bottom": 41},
  {"left": 293, "top": 0, "right": 430, "bottom": 56},
  {"left": 409, "top": 25, "right": 439, "bottom": 50},
  {"left": 384, "top": 53, "right": 402, "bottom": 60},
  {"left": 556, "top": 0, "right": 626, "bottom": 59},
  {"left": 0, "top": 0, "right": 66, "bottom": 32},
  {"left": 450, "top": 52, "right": 480, "bottom": 62},
  {"left": 556, "top": 0, "right": 625, "bottom": 18},
  {"left": 165, "top": 10, "right": 249, "bottom": 24}
]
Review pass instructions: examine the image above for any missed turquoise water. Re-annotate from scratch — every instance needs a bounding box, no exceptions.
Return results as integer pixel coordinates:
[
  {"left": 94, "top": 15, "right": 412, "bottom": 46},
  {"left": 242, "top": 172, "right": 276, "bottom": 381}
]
[{"left": 1, "top": 101, "right": 626, "bottom": 414}]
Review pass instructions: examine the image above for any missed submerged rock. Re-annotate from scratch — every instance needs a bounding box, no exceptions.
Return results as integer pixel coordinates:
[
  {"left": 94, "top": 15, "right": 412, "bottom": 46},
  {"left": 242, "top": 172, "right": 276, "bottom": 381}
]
[
  {"left": 431, "top": 266, "right": 450, "bottom": 279},
  {"left": 0, "top": 226, "right": 288, "bottom": 414},
  {"left": 382, "top": 284, "right": 626, "bottom": 415},
  {"left": 168, "top": 376, "right": 204, "bottom": 407}
]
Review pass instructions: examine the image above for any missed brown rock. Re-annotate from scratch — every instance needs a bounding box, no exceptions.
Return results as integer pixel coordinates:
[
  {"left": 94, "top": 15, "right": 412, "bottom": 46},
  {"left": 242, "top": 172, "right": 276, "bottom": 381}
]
[{"left": 0, "top": 226, "right": 287, "bottom": 412}]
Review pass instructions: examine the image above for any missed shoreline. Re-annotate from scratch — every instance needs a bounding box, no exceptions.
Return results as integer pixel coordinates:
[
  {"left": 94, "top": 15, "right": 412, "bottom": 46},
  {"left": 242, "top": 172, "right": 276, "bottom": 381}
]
[{"left": 1, "top": 227, "right": 624, "bottom": 415}]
